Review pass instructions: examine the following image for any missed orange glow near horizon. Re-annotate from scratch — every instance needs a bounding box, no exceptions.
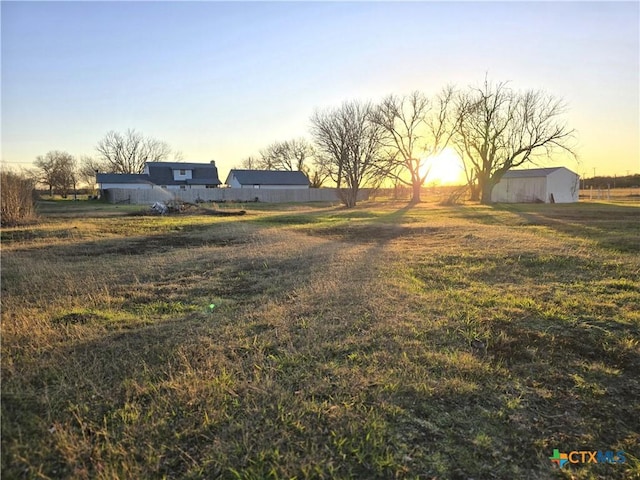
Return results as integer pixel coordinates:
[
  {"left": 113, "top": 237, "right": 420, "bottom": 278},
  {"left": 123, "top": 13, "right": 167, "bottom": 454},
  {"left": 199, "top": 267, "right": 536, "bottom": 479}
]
[{"left": 421, "top": 148, "right": 466, "bottom": 186}]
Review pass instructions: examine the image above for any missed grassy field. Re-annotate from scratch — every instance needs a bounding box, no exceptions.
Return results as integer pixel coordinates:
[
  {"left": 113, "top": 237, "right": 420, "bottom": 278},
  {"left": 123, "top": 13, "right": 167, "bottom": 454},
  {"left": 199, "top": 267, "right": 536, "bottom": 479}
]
[{"left": 2, "top": 199, "right": 639, "bottom": 479}]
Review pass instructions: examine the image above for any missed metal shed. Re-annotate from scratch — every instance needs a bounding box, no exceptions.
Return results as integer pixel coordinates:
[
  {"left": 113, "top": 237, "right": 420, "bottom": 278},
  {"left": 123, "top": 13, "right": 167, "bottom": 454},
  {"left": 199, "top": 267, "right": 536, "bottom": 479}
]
[{"left": 491, "top": 167, "right": 579, "bottom": 203}]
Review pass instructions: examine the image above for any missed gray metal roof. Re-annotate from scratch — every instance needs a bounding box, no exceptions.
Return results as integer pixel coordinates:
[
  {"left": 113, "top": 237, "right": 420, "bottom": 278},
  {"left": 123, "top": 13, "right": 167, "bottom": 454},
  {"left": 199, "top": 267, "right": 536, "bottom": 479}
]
[
  {"left": 147, "top": 163, "right": 221, "bottom": 186},
  {"left": 226, "top": 169, "right": 310, "bottom": 186},
  {"left": 502, "top": 167, "right": 565, "bottom": 179},
  {"left": 97, "top": 162, "right": 221, "bottom": 186},
  {"left": 145, "top": 162, "right": 217, "bottom": 170},
  {"left": 96, "top": 173, "right": 153, "bottom": 184}
]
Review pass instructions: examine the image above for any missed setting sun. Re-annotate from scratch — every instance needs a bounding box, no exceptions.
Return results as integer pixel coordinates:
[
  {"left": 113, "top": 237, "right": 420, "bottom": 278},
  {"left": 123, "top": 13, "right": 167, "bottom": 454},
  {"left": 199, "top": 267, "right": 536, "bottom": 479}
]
[{"left": 421, "top": 148, "right": 465, "bottom": 185}]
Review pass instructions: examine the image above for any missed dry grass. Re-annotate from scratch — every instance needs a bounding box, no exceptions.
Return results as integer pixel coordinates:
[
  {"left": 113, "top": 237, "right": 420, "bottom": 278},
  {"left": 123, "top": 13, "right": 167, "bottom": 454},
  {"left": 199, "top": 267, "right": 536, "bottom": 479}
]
[{"left": 2, "top": 199, "right": 639, "bottom": 479}]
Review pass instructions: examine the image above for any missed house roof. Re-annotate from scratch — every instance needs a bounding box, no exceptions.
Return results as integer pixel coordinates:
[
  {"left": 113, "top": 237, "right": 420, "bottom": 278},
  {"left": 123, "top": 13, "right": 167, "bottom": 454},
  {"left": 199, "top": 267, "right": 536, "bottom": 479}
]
[
  {"left": 227, "top": 169, "right": 310, "bottom": 186},
  {"left": 96, "top": 173, "right": 153, "bottom": 184},
  {"left": 97, "top": 162, "right": 222, "bottom": 186},
  {"left": 502, "top": 167, "right": 566, "bottom": 179},
  {"left": 145, "top": 162, "right": 216, "bottom": 170},
  {"left": 146, "top": 162, "right": 221, "bottom": 186}
]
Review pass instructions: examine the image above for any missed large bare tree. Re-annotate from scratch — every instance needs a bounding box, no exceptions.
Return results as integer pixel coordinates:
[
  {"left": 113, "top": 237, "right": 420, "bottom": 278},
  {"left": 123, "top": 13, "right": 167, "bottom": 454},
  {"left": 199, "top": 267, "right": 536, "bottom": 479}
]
[
  {"left": 373, "top": 89, "right": 457, "bottom": 203},
  {"left": 454, "top": 79, "right": 576, "bottom": 203},
  {"left": 95, "top": 129, "right": 172, "bottom": 174},
  {"left": 311, "top": 100, "right": 390, "bottom": 207}
]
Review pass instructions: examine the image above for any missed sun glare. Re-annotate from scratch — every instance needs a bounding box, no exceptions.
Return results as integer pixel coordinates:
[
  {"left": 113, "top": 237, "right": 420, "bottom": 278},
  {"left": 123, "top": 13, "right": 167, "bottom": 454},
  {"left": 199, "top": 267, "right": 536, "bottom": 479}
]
[{"left": 421, "top": 148, "right": 465, "bottom": 185}]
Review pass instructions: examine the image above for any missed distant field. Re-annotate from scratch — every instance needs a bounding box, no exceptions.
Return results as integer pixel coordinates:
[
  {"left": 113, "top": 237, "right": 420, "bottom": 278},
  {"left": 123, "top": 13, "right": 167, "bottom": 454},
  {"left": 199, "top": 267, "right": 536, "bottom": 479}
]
[{"left": 2, "top": 200, "right": 639, "bottom": 479}]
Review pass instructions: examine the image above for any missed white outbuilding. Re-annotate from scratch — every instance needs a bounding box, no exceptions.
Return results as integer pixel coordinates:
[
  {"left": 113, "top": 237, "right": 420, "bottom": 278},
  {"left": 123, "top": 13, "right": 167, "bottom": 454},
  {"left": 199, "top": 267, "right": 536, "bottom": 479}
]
[{"left": 491, "top": 167, "right": 579, "bottom": 203}]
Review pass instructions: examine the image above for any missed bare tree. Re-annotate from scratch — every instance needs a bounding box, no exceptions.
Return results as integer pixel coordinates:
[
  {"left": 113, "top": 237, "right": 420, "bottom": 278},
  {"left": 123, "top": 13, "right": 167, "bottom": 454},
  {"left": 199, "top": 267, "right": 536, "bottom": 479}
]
[
  {"left": 238, "top": 156, "right": 260, "bottom": 169},
  {"left": 34, "top": 151, "right": 77, "bottom": 197},
  {"left": 258, "top": 142, "right": 288, "bottom": 170},
  {"left": 373, "top": 89, "right": 456, "bottom": 203},
  {"left": 454, "top": 79, "right": 576, "bottom": 203},
  {"left": 457, "top": 148, "right": 479, "bottom": 200},
  {"left": 311, "top": 100, "right": 390, "bottom": 207},
  {"left": 307, "top": 152, "right": 333, "bottom": 188},
  {"left": 257, "top": 138, "right": 315, "bottom": 172},
  {"left": 78, "top": 156, "right": 108, "bottom": 190},
  {"left": 34, "top": 154, "right": 56, "bottom": 196},
  {"left": 95, "top": 129, "right": 172, "bottom": 174}
]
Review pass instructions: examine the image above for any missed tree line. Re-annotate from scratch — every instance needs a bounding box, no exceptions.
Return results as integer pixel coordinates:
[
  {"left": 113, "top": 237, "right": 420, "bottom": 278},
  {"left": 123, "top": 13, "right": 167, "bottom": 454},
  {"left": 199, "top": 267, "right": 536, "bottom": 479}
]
[
  {"left": 232, "top": 78, "right": 576, "bottom": 206},
  {"left": 30, "top": 129, "right": 180, "bottom": 198},
  {"left": 30, "top": 78, "right": 577, "bottom": 205},
  {"left": 307, "top": 79, "right": 576, "bottom": 206},
  {"left": 582, "top": 175, "right": 640, "bottom": 189}
]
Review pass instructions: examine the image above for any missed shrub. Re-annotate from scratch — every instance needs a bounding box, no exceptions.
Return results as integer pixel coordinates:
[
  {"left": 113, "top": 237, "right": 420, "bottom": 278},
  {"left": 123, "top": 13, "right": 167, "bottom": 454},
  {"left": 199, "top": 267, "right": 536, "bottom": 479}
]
[{"left": 1, "top": 170, "right": 37, "bottom": 226}]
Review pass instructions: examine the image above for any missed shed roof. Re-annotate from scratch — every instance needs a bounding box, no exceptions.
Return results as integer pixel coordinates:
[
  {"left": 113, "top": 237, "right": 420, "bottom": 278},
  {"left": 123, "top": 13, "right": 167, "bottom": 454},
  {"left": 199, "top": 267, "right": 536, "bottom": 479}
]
[
  {"left": 502, "top": 167, "right": 567, "bottom": 179},
  {"left": 227, "top": 170, "right": 310, "bottom": 186}
]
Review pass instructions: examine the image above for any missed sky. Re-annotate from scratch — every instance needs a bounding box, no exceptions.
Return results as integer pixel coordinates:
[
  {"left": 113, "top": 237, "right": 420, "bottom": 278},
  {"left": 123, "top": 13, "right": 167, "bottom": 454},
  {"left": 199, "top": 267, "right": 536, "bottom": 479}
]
[{"left": 2, "top": 1, "right": 639, "bottom": 183}]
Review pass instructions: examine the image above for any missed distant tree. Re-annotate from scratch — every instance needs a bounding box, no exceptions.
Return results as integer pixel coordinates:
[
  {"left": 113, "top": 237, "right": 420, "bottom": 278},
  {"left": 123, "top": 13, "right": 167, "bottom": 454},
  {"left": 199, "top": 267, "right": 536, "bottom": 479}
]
[
  {"left": 373, "top": 89, "right": 457, "bottom": 203},
  {"left": 95, "top": 129, "right": 172, "bottom": 174},
  {"left": 238, "top": 156, "right": 260, "bottom": 170},
  {"left": 78, "top": 156, "right": 107, "bottom": 190},
  {"left": 34, "top": 152, "right": 58, "bottom": 196},
  {"left": 259, "top": 138, "right": 315, "bottom": 172},
  {"left": 34, "top": 151, "right": 77, "bottom": 197},
  {"left": 454, "top": 79, "right": 576, "bottom": 203},
  {"left": 583, "top": 174, "right": 640, "bottom": 189},
  {"left": 311, "top": 100, "right": 390, "bottom": 207},
  {"left": 57, "top": 157, "right": 78, "bottom": 198}
]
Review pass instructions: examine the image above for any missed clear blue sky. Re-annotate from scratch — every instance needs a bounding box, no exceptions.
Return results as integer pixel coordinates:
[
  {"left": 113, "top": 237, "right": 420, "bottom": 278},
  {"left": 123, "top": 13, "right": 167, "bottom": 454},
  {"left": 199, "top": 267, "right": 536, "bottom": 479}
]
[{"left": 2, "top": 1, "right": 639, "bottom": 180}]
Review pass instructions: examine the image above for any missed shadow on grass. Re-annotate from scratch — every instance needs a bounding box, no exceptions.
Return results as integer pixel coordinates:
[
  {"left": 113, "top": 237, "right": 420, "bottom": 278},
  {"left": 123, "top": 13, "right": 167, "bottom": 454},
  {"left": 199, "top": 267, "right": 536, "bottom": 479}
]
[
  {"left": 493, "top": 203, "right": 640, "bottom": 253},
  {"left": 4, "top": 201, "right": 639, "bottom": 479},
  {"left": 2, "top": 237, "right": 414, "bottom": 479}
]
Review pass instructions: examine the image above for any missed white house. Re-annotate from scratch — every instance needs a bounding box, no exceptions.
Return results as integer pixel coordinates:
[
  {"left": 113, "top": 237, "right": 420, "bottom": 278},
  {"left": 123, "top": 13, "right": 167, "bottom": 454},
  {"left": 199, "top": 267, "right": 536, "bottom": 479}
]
[
  {"left": 225, "top": 170, "right": 310, "bottom": 189},
  {"left": 491, "top": 167, "right": 579, "bottom": 203},
  {"left": 96, "top": 161, "right": 221, "bottom": 191}
]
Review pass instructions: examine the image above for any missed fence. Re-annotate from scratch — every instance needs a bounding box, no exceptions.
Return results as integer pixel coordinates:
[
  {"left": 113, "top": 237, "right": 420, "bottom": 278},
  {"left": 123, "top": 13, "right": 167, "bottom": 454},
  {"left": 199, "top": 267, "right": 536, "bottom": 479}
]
[{"left": 103, "top": 187, "right": 370, "bottom": 205}]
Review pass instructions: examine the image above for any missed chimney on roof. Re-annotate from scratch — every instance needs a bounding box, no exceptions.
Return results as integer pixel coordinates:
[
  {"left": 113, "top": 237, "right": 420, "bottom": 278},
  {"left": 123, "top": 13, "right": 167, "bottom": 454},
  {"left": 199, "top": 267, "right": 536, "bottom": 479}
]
[{"left": 210, "top": 160, "right": 216, "bottom": 167}]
